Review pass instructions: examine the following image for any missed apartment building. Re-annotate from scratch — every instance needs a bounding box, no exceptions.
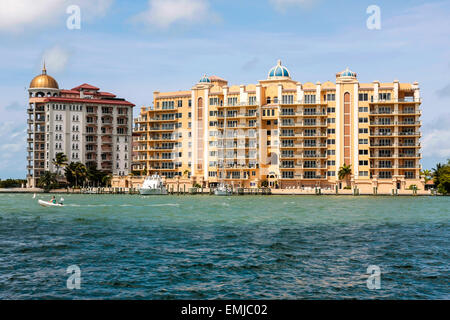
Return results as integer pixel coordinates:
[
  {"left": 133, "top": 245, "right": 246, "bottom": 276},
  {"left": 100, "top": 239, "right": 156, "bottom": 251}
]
[
  {"left": 131, "top": 60, "right": 423, "bottom": 192},
  {"left": 27, "top": 64, "right": 134, "bottom": 187}
]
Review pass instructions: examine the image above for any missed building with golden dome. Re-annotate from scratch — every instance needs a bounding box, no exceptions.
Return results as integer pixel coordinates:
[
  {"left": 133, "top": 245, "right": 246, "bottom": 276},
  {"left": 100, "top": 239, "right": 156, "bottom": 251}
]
[
  {"left": 29, "top": 63, "right": 59, "bottom": 92},
  {"left": 27, "top": 64, "right": 135, "bottom": 188},
  {"left": 126, "top": 60, "right": 424, "bottom": 193}
]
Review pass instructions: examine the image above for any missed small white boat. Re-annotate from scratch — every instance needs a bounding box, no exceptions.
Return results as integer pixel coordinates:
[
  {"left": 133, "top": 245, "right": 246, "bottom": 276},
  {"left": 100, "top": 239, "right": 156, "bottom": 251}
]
[
  {"left": 38, "top": 199, "right": 64, "bottom": 207},
  {"left": 214, "top": 184, "right": 232, "bottom": 196},
  {"left": 139, "top": 175, "right": 168, "bottom": 195}
]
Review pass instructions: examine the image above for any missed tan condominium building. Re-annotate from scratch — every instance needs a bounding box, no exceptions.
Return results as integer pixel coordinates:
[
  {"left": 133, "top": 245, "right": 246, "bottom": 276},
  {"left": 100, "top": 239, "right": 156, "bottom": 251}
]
[{"left": 131, "top": 60, "right": 423, "bottom": 192}]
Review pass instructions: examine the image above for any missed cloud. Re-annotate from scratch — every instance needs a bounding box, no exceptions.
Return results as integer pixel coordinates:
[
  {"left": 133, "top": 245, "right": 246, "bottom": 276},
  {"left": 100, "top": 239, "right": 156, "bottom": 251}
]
[
  {"left": 0, "top": 121, "right": 26, "bottom": 178},
  {"left": 269, "top": 0, "right": 319, "bottom": 12},
  {"left": 132, "top": 0, "right": 218, "bottom": 29},
  {"left": 42, "top": 45, "right": 71, "bottom": 73},
  {"left": 422, "top": 113, "right": 450, "bottom": 161},
  {"left": 0, "top": 0, "right": 113, "bottom": 33},
  {"left": 242, "top": 57, "right": 259, "bottom": 71},
  {"left": 436, "top": 84, "right": 450, "bottom": 98},
  {"left": 3, "top": 101, "right": 24, "bottom": 112}
]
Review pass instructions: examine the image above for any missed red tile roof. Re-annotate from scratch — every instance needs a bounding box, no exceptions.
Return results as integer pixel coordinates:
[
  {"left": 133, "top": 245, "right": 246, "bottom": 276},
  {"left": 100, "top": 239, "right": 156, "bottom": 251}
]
[
  {"left": 60, "top": 89, "right": 79, "bottom": 94},
  {"left": 71, "top": 83, "right": 100, "bottom": 91},
  {"left": 98, "top": 91, "right": 116, "bottom": 97},
  {"left": 43, "top": 97, "right": 134, "bottom": 106}
]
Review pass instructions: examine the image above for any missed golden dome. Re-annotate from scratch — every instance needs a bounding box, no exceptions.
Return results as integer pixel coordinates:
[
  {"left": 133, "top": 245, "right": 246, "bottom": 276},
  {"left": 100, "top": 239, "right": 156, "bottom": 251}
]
[{"left": 29, "top": 63, "right": 59, "bottom": 89}]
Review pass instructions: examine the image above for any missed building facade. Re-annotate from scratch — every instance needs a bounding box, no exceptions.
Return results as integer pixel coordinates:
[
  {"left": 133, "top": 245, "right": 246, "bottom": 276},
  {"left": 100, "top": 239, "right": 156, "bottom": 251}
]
[
  {"left": 131, "top": 60, "right": 423, "bottom": 192},
  {"left": 27, "top": 65, "right": 134, "bottom": 187}
]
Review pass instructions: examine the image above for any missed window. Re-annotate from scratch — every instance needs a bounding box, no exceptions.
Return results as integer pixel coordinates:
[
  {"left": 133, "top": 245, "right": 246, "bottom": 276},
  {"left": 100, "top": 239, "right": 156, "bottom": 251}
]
[
  {"left": 359, "top": 160, "right": 368, "bottom": 166},
  {"left": 177, "top": 100, "right": 183, "bottom": 108},
  {"left": 162, "top": 101, "right": 175, "bottom": 109},
  {"left": 327, "top": 118, "right": 335, "bottom": 124},
  {"left": 359, "top": 107, "right": 368, "bottom": 112},
  {"left": 359, "top": 139, "right": 368, "bottom": 144},
  {"left": 227, "top": 97, "right": 238, "bottom": 106},
  {"left": 359, "top": 128, "right": 368, "bottom": 134},
  {"left": 327, "top": 150, "right": 336, "bottom": 155},
  {"left": 359, "top": 171, "right": 368, "bottom": 177},
  {"left": 379, "top": 93, "right": 391, "bottom": 101},
  {"left": 359, "top": 149, "right": 368, "bottom": 155},
  {"left": 358, "top": 93, "right": 369, "bottom": 101},
  {"left": 326, "top": 93, "right": 336, "bottom": 101},
  {"left": 305, "top": 95, "right": 316, "bottom": 104},
  {"left": 282, "top": 95, "right": 294, "bottom": 104},
  {"left": 359, "top": 117, "right": 368, "bottom": 123},
  {"left": 249, "top": 96, "right": 257, "bottom": 105},
  {"left": 327, "top": 128, "right": 335, "bottom": 134},
  {"left": 327, "top": 171, "right": 336, "bottom": 177},
  {"left": 379, "top": 171, "right": 392, "bottom": 179},
  {"left": 327, "top": 107, "right": 335, "bottom": 113},
  {"left": 327, "top": 139, "right": 335, "bottom": 145},
  {"left": 405, "top": 171, "right": 414, "bottom": 179},
  {"left": 282, "top": 171, "right": 294, "bottom": 179}
]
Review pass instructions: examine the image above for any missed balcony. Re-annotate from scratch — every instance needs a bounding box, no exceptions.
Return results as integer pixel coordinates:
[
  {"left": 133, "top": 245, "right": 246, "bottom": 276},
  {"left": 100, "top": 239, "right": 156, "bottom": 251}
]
[
  {"left": 369, "top": 132, "right": 392, "bottom": 137},
  {"left": 370, "top": 143, "right": 394, "bottom": 147},
  {"left": 399, "top": 142, "right": 420, "bottom": 147},
  {"left": 370, "top": 154, "right": 395, "bottom": 158},
  {"left": 398, "top": 132, "right": 421, "bottom": 136},
  {"left": 398, "top": 165, "right": 421, "bottom": 169},
  {"left": 398, "top": 153, "right": 421, "bottom": 158},
  {"left": 397, "top": 98, "right": 421, "bottom": 103},
  {"left": 397, "top": 121, "right": 421, "bottom": 126}
]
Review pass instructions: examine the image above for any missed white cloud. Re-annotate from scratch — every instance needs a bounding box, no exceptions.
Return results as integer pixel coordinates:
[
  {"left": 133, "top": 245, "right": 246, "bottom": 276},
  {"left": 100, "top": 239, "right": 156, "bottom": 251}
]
[
  {"left": 0, "top": 121, "right": 26, "bottom": 177},
  {"left": 269, "top": 0, "right": 318, "bottom": 12},
  {"left": 0, "top": 0, "right": 113, "bottom": 33},
  {"left": 133, "top": 0, "right": 217, "bottom": 29},
  {"left": 422, "top": 129, "right": 450, "bottom": 159},
  {"left": 436, "top": 84, "right": 450, "bottom": 98},
  {"left": 42, "top": 45, "right": 70, "bottom": 73},
  {"left": 421, "top": 113, "right": 450, "bottom": 160}
]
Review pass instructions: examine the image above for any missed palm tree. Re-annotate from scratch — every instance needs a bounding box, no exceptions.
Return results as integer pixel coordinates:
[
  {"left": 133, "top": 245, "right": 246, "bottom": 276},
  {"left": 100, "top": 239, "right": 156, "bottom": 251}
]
[
  {"left": 86, "top": 165, "right": 103, "bottom": 187},
  {"left": 65, "top": 162, "right": 87, "bottom": 187},
  {"left": 183, "top": 169, "right": 190, "bottom": 178},
  {"left": 433, "top": 162, "right": 444, "bottom": 186},
  {"left": 102, "top": 174, "right": 112, "bottom": 187},
  {"left": 37, "top": 171, "right": 57, "bottom": 192},
  {"left": 420, "top": 169, "right": 432, "bottom": 183},
  {"left": 52, "top": 152, "right": 68, "bottom": 176},
  {"left": 338, "top": 164, "right": 352, "bottom": 187}
]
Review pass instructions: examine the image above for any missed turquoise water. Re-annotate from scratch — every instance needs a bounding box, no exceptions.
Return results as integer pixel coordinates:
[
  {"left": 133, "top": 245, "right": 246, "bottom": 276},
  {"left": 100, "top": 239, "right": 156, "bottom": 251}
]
[{"left": 0, "top": 193, "right": 448, "bottom": 299}]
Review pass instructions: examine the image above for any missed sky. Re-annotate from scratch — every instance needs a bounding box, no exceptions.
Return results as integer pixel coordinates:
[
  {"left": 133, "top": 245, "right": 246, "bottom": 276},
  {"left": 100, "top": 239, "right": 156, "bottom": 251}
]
[{"left": 0, "top": 0, "right": 449, "bottom": 178}]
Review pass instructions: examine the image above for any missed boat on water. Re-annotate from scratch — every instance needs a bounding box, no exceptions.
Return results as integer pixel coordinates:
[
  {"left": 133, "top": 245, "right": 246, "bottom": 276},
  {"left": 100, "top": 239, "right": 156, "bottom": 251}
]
[
  {"left": 139, "top": 175, "right": 168, "bottom": 195},
  {"left": 214, "top": 183, "right": 232, "bottom": 196},
  {"left": 38, "top": 199, "right": 64, "bottom": 207}
]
